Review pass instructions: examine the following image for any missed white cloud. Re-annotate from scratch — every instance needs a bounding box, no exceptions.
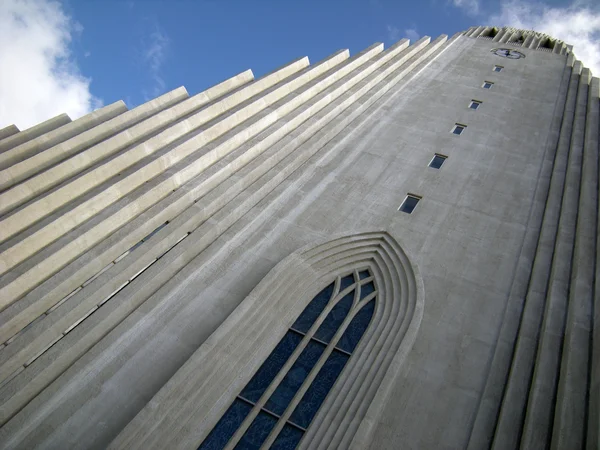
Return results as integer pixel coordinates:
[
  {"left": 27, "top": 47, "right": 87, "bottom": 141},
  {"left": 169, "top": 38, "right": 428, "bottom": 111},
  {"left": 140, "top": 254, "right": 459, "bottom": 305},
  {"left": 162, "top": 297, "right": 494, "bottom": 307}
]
[
  {"left": 404, "top": 28, "right": 420, "bottom": 42},
  {"left": 387, "top": 25, "right": 401, "bottom": 42},
  {"left": 0, "top": 0, "right": 101, "bottom": 130},
  {"left": 141, "top": 27, "right": 169, "bottom": 99},
  {"left": 452, "top": 0, "right": 480, "bottom": 16},
  {"left": 490, "top": 1, "right": 600, "bottom": 75}
]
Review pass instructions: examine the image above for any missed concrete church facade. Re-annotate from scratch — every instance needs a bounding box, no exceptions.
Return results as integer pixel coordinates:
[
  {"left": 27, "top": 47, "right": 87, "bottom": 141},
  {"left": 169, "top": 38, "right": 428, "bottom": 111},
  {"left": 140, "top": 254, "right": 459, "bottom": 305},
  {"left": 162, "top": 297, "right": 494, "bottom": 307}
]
[{"left": 0, "top": 26, "right": 597, "bottom": 449}]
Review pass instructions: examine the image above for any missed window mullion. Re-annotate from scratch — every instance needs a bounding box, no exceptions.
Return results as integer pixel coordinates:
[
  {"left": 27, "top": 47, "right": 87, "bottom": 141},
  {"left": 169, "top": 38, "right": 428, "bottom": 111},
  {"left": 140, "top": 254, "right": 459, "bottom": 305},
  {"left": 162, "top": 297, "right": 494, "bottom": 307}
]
[
  {"left": 259, "top": 298, "right": 362, "bottom": 449},
  {"left": 222, "top": 330, "right": 313, "bottom": 450},
  {"left": 223, "top": 278, "right": 350, "bottom": 450}
]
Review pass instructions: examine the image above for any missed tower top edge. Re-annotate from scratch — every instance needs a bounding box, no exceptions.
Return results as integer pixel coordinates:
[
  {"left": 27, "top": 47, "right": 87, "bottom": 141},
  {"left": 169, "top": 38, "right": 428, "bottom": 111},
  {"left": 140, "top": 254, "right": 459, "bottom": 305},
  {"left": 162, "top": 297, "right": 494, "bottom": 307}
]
[
  {"left": 466, "top": 25, "right": 566, "bottom": 42},
  {"left": 463, "top": 25, "right": 574, "bottom": 56}
]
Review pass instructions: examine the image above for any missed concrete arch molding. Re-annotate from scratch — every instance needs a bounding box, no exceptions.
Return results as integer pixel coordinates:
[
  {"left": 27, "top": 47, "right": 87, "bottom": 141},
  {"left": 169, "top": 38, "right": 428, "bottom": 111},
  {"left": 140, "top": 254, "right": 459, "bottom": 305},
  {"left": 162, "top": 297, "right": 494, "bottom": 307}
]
[{"left": 111, "top": 231, "right": 425, "bottom": 450}]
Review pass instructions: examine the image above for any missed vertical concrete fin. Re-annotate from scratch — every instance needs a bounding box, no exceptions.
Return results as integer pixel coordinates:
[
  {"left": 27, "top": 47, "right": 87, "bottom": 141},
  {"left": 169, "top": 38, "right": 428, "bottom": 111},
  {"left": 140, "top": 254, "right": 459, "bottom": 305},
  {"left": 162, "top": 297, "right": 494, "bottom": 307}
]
[
  {"left": 477, "top": 55, "right": 578, "bottom": 450},
  {"left": 0, "top": 48, "right": 354, "bottom": 308},
  {"left": 519, "top": 61, "right": 587, "bottom": 450},
  {"left": 471, "top": 26, "right": 486, "bottom": 38},
  {"left": 0, "top": 89, "right": 191, "bottom": 193},
  {"left": 0, "top": 37, "right": 453, "bottom": 431},
  {"left": 479, "top": 27, "right": 494, "bottom": 37},
  {"left": 555, "top": 43, "right": 566, "bottom": 55},
  {"left": 0, "top": 72, "right": 257, "bottom": 214},
  {"left": 523, "top": 35, "right": 535, "bottom": 48},
  {"left": 466, "top": 53, "right": 575, "bottom": 450},
  {"left": 0, "top": 39, "right": 394, "bottom": 348},
  {"left": 0, "top": 114, "right": 71, "bottom": 154},
  {"left": 550, "top": 71, "right": 597, "bottom": 450},
  {"left": 493, "top": 28, "right": 507, "bottom": 42},
  {"left": 0, "top": 125, "right": 19, "bottom": 143},
  {"left": 499, "top": 30, "right": 513, "bottom": 43},
  {"left": 587, "top": 77, "right": 600, "bottom": 450},
  {"left": 0, "top": 101, "right": 129, "bottom": 173},
  {"left": 0, "top": 40, "right": 380, "bottom": 376}
]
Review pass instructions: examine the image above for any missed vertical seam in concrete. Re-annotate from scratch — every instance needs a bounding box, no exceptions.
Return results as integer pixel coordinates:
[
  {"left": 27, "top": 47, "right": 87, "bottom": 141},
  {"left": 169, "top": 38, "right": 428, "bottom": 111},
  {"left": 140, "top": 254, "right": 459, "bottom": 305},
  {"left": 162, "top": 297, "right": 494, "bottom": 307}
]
[
  {"left": 519, "top": 62, "right": 587, "bottom": 450},
  {"left": 587, "top": 83, "right": 600, "bottom": 450},
  {"left": 486, "top": 58, "right": 580, "bottom": 450},
  {"left": 551, "top": 73, "right": 597, "bottom": 450},
  {"left": 466, "top": 54, "right": 574, "bottom": 450}
]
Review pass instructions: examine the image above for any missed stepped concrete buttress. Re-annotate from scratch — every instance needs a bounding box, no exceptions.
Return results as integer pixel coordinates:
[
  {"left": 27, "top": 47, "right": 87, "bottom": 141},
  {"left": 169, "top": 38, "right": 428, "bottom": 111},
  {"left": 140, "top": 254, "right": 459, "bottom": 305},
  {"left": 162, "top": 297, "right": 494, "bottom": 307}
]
[{"left": 0, "top": 26, "right": 598, "bottom": 449}]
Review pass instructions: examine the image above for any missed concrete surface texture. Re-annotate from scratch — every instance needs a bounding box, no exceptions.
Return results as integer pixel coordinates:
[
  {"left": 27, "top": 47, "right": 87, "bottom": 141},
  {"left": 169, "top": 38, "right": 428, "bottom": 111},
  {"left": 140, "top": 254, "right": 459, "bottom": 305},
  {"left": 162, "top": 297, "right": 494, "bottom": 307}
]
[{"left": 0, "top": 26, "right": 597, "bottom": 449}]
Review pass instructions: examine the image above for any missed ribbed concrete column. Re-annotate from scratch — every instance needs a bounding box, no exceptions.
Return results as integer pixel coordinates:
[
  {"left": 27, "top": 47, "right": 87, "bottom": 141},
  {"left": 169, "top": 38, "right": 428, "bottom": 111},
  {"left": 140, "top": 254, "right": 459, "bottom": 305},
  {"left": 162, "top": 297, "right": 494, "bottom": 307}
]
[
  {"left": 0, "top": 49, "right": 358, "bottom": 312},
  {"left": 554, "top": 43, "right": 566, "bottom": 55},
  {"left": 0, "top": 72, "right": 251, "bottom": 215},
  {"left": 0, "top": 101, "right": 128, "bottom": 172},
  {"left": 0, "top": 125, "right": 19, "bottom": 143},
  {"left": 0, "top": 37, "right": 428, "bottom": 340},
  {"left": 523, "top": 35, "right": 535, "bottom": 48},
  {"left": 0, "top": 114, "right": 71, "bottom": 154},
  {"left": 520, "top": 62, "right": 588, "bottom": 450},
  {"left": 493, "top": 28, "right": 507, "bottom": 42},
  {"left": 490, "top": 57, "right": 581, "bottom": 450},
  {"left": 471, "top": 26, "right": 486, "bottom": 38},
  {"left": 0, "top": 59, "right": 308, "bottom": 238},
  {"left": 479, "top": 26, "right": 494, "bottom": 37},
  {"left": 589, "top": 78, "right": 600, "bottom": 450},
  {"left": 0, "top": 40, "right": 395, "bottom": 397},
  {"left": 500, "top": 31, "right": 516, "bottom": 43},
  {"left": 467, "top": 53, "right": 575, "bottom": 450},
  {"left": 464, "top": 27, "right": 478, "bottom": 37},
  {"left": 0, "top": 90, "right": 187, "bottom": 193},
  {"left": 550, "top": 72, "right": 598, "bottom": 450},
  {"left": 0, "top": 36, "right": 454, "bottom": 445}
]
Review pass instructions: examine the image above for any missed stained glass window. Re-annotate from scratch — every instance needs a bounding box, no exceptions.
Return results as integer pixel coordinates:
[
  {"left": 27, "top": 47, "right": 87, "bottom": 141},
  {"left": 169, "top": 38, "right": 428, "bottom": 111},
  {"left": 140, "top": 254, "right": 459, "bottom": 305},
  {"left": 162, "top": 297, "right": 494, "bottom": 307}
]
[{"left": 198, "top": 270, "right": 376, "bottom": 450}]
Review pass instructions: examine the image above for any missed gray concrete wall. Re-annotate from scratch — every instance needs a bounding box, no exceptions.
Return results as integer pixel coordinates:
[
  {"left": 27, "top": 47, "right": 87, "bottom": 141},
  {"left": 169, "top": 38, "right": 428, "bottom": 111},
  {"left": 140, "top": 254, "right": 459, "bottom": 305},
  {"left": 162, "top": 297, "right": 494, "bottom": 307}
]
[{"left": 0, "top": 29, "right": 597, "bottom": 450}]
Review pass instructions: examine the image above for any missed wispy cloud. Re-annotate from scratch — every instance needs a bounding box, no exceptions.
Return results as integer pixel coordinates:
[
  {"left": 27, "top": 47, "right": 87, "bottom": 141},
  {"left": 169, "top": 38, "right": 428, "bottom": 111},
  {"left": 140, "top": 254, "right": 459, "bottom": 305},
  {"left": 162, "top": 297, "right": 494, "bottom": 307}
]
[
  {"left": 141, "top": 25, "right": 170, "bottom": 99},
  {"left": 490, "top": 1, "right": 600, "bottom": 75},
  {"left": 451, "top": 0, "right": 480, "bottom": 16},
  {"left": 404, "top": 28, "right": 420, "bottom": 42},
  {"left": 387, "top": 24, "right": 421, "bottom": 43},
  {"left": 0, "top": 0, "right": 101, "bottom": 129},
  {"left": 387, "top": 25, "right": 401, "bottom": 42}
]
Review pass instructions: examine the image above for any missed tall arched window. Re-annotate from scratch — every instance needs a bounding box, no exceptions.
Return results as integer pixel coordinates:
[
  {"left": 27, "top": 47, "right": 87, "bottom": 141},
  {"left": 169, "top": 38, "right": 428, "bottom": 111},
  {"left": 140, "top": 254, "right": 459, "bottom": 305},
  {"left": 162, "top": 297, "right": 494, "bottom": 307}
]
[{"left": 199, "top": 269, "right": 377, "bottom": 449}]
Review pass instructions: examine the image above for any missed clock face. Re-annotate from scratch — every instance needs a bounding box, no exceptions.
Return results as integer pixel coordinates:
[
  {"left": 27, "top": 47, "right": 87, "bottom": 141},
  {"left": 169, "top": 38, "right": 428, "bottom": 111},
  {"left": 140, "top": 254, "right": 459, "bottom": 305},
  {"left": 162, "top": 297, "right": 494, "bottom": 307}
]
[{"left": 491, "top": 48, "right": 526, "bottom": 59}]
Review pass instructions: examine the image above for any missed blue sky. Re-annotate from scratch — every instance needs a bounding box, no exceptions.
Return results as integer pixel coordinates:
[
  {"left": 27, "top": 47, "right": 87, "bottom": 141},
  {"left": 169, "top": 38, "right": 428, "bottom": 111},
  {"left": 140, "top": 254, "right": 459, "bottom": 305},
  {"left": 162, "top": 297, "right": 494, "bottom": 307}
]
[
  {"left": 1, "top": 0, "right": 599, "bottom": 129},
  {"left": 66, "top": 0, "right": 477, "bottom": 108}
]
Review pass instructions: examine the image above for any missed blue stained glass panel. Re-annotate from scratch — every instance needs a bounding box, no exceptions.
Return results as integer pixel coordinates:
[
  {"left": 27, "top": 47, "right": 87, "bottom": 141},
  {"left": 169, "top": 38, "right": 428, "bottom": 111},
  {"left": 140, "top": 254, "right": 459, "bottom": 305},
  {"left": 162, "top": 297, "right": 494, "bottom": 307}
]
[
  {"left": 234, "top": 411, "right": 277, "bottom": 450},
  {"left": 358, "top": 270, "right": 370, "bottom": 280},
  {"left": 292, "top": 283, "right": 334, "bottom": 333},
  {"left": 198, "top": 399, "right": 252, "bottom": 450},
  {"left": 314, "top": 292, "right": 353, "bottom": 344},
  {"left": 359, "top": 281, "right": 375, "bottom": 300},
  {"left": 289, "top": 350, "right": 349, "bottom": 429},
  {"left": 265, "top": 340, "right": 326, "bottom": 415},
  {"left": 339, "top": 274, "right": 355, "bottom": 292},
  {"left": 241, "top": 331, "right": 303, "bottom": 403},
  {"left": 337, "top": 300, "right": 376, "bottom": 354},
  {"left": 271, "top": 424, "right": 304, "bottom": 450}
]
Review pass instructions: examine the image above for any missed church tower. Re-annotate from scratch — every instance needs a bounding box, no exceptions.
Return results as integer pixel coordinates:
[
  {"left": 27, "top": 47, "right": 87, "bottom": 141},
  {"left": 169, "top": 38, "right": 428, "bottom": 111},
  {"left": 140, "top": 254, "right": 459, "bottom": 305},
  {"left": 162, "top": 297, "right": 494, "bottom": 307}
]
[{"left": 0, "top": 27, "right": 597, "bottom": 449}]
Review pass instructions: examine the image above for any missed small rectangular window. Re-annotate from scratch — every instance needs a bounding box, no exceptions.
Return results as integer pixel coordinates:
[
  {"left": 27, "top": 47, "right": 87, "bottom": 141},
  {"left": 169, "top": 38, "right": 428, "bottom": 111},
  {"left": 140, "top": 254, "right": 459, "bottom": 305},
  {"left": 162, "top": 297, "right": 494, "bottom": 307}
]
[
  {"left": 452, "top": 123, "right": 466, "bottom": 135},
  {"left": 399, "top": 194, "right": 421, "bottom": 214},
  {"left": 429, "top": 154, "right": 447, "bottom": 169},
  {"left": 494, "top": 65, "right": 503, "bottom": 72},
  {"left": 482, "top": 81, "right": 494, "bottom": 89},
  {"left": 469, "top": 100, "right": 482, "bottom": 110}
]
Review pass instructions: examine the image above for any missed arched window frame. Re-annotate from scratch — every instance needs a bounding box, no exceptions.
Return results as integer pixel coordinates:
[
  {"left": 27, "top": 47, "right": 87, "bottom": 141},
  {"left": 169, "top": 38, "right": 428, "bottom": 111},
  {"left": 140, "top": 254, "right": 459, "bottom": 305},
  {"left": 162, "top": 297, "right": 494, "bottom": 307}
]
[
  {"left": 200, "top": 269, "right": 378, "bottom": 449},
  {"left": 110, "top": 231, "right": 424, "bottom": 450}
]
